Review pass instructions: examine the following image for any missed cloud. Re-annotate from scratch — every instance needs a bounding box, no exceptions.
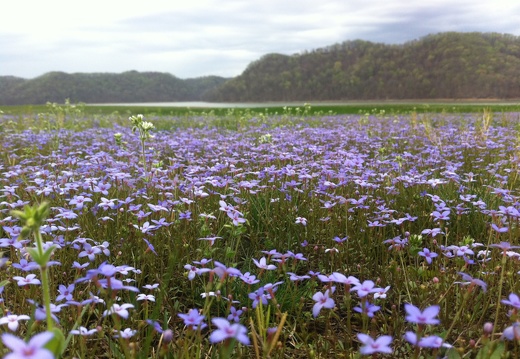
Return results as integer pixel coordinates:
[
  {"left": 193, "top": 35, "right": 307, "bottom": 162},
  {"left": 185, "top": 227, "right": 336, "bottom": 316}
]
[{"left": 2, "top": 0, "right": 520, "bottom": 79}]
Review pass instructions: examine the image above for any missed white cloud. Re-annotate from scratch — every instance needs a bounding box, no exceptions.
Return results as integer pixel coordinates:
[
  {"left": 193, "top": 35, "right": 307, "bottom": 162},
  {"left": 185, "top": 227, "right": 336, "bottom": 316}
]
[{"left": 2, "top": 0, "right": 520, "bottom": 79}]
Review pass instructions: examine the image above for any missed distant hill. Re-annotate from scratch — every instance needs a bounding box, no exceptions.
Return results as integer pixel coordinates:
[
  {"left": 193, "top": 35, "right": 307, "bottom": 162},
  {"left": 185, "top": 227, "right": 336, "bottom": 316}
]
[
  {"left": 205, "top": 32, "right": 520, "bottom": 101},
  {"left": 3, "top": 32, "right": 520, "bottom": 105},
  {"left": 0, "top": 71, "right": 228, "bottom": 105}
]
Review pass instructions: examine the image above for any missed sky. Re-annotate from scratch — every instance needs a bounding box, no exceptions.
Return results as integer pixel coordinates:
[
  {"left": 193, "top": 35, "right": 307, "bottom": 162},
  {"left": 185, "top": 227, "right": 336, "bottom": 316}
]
[{"left": 2, "top": 0, "right": 520, "bottom": 79}]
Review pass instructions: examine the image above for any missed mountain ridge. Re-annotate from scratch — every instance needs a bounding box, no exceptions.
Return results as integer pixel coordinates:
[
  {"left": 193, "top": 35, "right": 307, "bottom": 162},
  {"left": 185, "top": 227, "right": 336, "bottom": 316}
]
[{"left": 2, "top": 32, "right": 520, "bottom": 105}]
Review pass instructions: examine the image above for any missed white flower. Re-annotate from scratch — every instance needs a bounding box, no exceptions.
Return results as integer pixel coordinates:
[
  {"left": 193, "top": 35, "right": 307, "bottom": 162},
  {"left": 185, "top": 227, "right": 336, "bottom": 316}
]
[
  {"left": 0, "top": 314, "right": 31, "bottom": 331},
  {"left": 114, "top": 328, "right": 137, "bottom": 339},
  {"left": 137, "top": 294, "right": 156, "bottom": 302},
  {"left": 374, "top": 286, "right": 391, "bottom": 299},
  {"left": 295, "top": 217, "right": 307, "bottom": 226},
  {"left": 70, "top": 326, "right": 98, "bottom": 336},
  {"left": 103, "top": 303, "right": 134, "bottom": 319}
]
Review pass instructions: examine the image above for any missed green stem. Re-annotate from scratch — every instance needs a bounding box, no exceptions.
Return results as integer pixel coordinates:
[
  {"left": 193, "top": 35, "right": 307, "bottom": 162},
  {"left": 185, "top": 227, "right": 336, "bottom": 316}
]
[
  {"left": 398, "top": 251, "right": 412, "bottom": 303},
  {"left": 141, "top": 136, "right": 147, "bottom": 174},
  {"left": 492, "top": 253, "right": 508, "bottom": 338},
  {"left": 444, "top": 289, "right": 470, "bottom": 342},
  {"left": 34, "top": 230, "right": 54, "bottom": 331}
]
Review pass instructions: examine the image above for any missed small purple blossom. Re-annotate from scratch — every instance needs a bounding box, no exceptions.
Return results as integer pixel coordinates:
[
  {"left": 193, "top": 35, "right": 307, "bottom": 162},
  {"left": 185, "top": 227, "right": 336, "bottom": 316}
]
[
  {"left": 455, "top": 272, "right": 488, "bottom": 292},
  {"left": 351, "top": 280, "right": 382, "bottom": 298},
  {"left": 209, "top": 318, "right": 250, "bottom": 345},
  {"left": 357, "top": 333, "right": 393, "bottom": 355},
  {"left": 227, "top": 307, "right": 243, "bottom": 323},
  {"left": 312, "top": 287, "right": 335, "bottom": 318},
  {"left": 2, "top": 331, "right": 54, "bottom": 359},
  {"left": 56, "top": 284, "right": 75, "bottom": 302},
  {"left": 502, "top": 293, "right": 520, "bottom": 309},
  {"left": 418, "top": 248, "right": 438, "bottom": 264},
  {"left": 252, "top": 257, "right": 277, "bottom": 270},
  {"left": 405, "top": 304, "right": 440, "bottom": 325},
  {"left": 12, "top": 274, "right": 41, "bottom": 287},
  {"left": 178, "top": 309, "right": 206, "bottom": 330}
]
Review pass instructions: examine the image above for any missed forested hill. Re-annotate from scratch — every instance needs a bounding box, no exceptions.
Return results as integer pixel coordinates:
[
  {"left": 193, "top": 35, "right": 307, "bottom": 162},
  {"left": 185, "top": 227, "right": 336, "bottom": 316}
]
[
  {"left": 205, "top": 32, "right": 520, "bottom": 101},
  {"left": 0, "top": 71, "right": 228, "bottom": 105}
]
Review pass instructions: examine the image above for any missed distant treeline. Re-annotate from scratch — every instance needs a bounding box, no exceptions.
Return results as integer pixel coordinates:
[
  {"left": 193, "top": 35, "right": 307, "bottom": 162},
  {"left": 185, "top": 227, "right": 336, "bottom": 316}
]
[
  {"left": 2, "top": 32, "right": 520, "bottom": 105},
  {"left": 0, "top": 71, "right": 228, "bottom": 105},
  {"left": 207, "top": 32, "right": 520, "bottom": 101}
]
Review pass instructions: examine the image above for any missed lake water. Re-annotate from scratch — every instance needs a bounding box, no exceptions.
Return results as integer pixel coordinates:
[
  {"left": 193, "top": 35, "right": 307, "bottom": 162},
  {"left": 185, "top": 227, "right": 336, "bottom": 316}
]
[
  {"left": 89, "top": 101, "right": 314, "bottom": 108},
  {"left": 89, "top": 100, "right": 520, "bottom": 108}
]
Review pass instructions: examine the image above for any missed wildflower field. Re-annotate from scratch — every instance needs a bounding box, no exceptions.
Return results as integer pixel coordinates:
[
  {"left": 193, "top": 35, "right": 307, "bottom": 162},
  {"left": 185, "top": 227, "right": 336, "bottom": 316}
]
[{"left": 1, "top": 104, "right": 520, "bottom": 358}]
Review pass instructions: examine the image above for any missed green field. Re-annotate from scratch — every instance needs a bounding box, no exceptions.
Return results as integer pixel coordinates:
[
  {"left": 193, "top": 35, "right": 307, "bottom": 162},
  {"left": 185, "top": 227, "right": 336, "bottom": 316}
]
[
  {"left": 1, "top": 103, "right": 520, "bottom": 358},
  {"left": 3, "top": 100, "right": 520, "bottom": 117}
]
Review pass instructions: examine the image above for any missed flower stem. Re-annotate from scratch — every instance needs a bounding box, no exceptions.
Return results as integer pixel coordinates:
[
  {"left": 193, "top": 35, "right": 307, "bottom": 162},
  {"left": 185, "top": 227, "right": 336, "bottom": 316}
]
[{"left": 34, "top": 229, "right": 54, "bottom": 331}]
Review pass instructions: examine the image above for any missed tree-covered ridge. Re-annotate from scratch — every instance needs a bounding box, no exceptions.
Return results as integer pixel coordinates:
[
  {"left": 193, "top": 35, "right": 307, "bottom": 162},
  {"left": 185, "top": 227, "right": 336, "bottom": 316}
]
[
  {"left": 206, "top": 32, "right": 520, "bottom": 101},
  {"left": 0, "top": 71, "right": 228, "bottom": 105}
]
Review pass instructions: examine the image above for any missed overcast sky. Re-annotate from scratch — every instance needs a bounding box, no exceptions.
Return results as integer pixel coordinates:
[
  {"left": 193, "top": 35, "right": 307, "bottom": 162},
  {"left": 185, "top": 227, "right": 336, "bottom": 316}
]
[{"left": 2, "top": 0, "right": 520, "bottom": 79}]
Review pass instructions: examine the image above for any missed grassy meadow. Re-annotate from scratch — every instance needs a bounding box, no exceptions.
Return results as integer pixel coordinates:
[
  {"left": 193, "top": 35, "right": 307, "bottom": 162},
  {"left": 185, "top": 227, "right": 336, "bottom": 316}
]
[{"left": 1, "top": 102, "right": 520, "bottom": 358}]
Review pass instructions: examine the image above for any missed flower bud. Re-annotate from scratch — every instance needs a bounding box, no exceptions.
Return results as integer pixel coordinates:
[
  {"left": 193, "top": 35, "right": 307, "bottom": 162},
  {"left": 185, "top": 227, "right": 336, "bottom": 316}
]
[
  {"left": 162, "top": 329, "right": 174, "bottom": 343},
  {"left": 483, "top": 322, "right": 493, "bottom": 335}
]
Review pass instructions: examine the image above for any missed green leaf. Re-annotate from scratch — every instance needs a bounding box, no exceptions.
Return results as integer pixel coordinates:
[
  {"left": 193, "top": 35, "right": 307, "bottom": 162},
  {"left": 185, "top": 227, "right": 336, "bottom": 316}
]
[
  {"left": 26, "top": 245, "right": 57, "bottom": 267},
  {"left": 446, "top": 347, "right": 462, "bottom": 359},
  {"left": 26, "top": 247, "right": 41, "bottom": 265},
  {"left": 40, "top": 245, "right": 57, "bottom": 265},
  {"left": 475, "top": 341, "right": 506, "bottom": 359},
  {"left": 45, "top": 328, "right": 66, "bottom": 357}
]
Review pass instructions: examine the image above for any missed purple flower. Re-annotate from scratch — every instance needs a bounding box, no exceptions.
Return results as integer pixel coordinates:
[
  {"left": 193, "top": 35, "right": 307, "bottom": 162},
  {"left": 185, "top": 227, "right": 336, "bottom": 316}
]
[
  {"left": 239, "top": 272, "right": 260, "bottom": 285},
  {"left": 404, "top": 304, "right": 440, "bottom": 325},
  {"left": 213, "top": 261, "right": 242, "bottom": 279},
  {"left": 421, "top": 228, "right": 444, "bottom": 238},
  {"left": 56, "top": 284, "right": 75, "bottom": 302},
  {"left": 11, "top": 259, "right": 39, "bottom": 272},
  {"left": 78, "top": 243, "right": 102, "bottom": 261},
  {"left": 178, "top": 309, "right": 206, "bottom": 330},
  {"left": 2, "top": 331, "right": 54, "bottom": 359},
  {"left": 502, "top": 293, "right": 520, "bottom": 309},
  {"left": 12, "top": 274, "right": 41, "bottom": 287},
  {"left": 491, "top": 223, "right": 509, "bottom": 233},
  {"left": 503, "top": 322, "right": 520, "bottom": 340},
  {"left": 431, "top": 210, "right": 450, "bottom": 222},
  {"left": 184, "top": 264, "right": 210, "bottom": 281},
  {"left": 312, "top": 288, "right": 335, "bottom": 318},
  {"left": 248, "top": 288, "right": 269, "bottom": 308},
  {"left": 455, "top": 272, "right": 487, "bottom": 292},
  {"left": 357, "top": 333, "right": 393, "bottom": 355},
  {"left": 330, "top": 272, "right": 360, "bottom": 286},
  {"left": 287, "top": 272, "right": 310, "bottom": 282},
  {"left": 404, "top": 332, "right": 447, "bottom": 348},
  {"left": 69, "top": 195, "right": 92, "bottom": 210},
  {"left": 227, "top": 210, "right": 246, "bottom": 226},
  {"left": 252, "top": 257, "right": 277, "bottom": 270},
  {"left": 490, "top": 241, "right": 520, "bottom": 253},
  {"left": 227, "top": 307, "right": 243, "bottom": 323},
  {"left": 418, "top": 248, "right": 438, "bottom": 264},
  {"left": 209, "top": 318, "right": 250, "bottom": 345},
  {"left": 351, "top": 280, "right": 381, "bottom": 298},
  {"left": 354, "top": 301, "right": 381, "bottom": 318}
]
